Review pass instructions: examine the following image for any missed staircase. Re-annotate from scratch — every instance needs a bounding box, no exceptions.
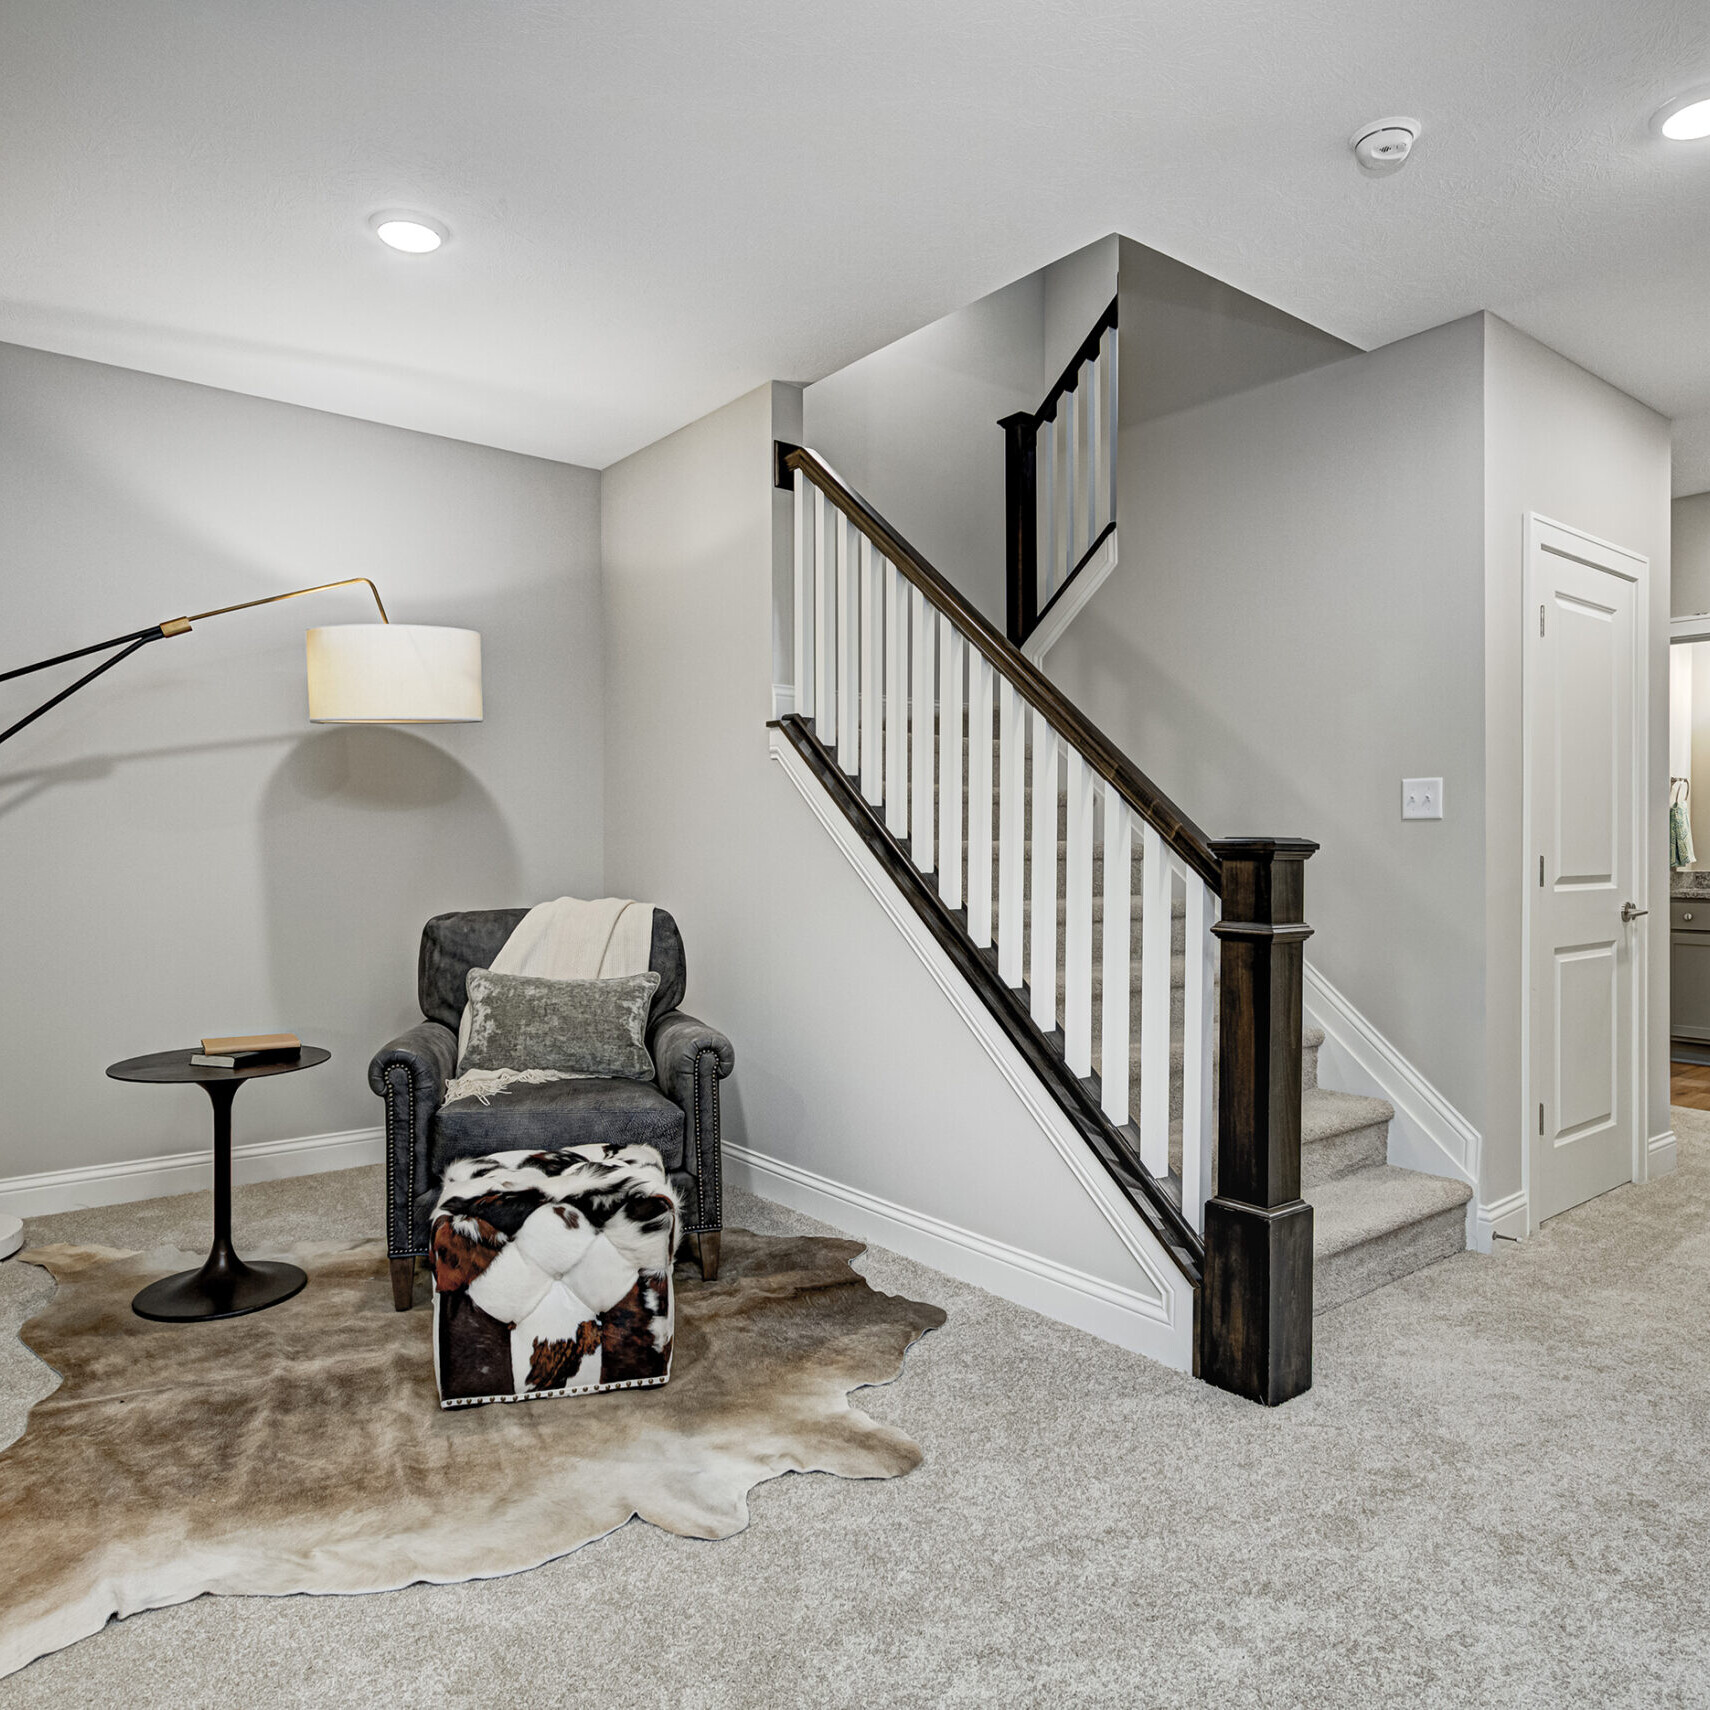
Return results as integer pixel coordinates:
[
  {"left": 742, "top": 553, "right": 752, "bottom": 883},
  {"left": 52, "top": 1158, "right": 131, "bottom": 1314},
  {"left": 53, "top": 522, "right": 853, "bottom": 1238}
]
[
  {"left": 976, "top": 735, "right": 1471, "bottom": 1316},
  {"left": 773, "top": 442, "right": 1472, "bottom": 1400}
]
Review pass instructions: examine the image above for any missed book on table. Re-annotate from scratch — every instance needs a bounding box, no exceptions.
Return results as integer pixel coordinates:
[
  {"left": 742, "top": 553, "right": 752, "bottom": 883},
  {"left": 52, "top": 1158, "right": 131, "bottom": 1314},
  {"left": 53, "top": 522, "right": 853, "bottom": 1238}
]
[{"left": 191, "top": 1033, "right": 302, "bottom": 1069}]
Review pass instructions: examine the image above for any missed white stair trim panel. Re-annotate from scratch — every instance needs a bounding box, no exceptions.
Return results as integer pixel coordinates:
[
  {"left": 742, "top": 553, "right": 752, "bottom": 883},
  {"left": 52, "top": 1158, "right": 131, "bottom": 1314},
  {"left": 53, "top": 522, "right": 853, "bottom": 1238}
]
[
  {"left": 0, "top": 1126, "right": 384, "bottom": 1220},
  {"left": 1022, "top": 529, "right": 1119, "bottom": 667},
  {"left": 769, "top": 729, "right": 1193, "bottom": 1370},
  {"left": 1302, "top": 962, "right": 1490, "bottom": 1244},
  {"left": 727, "top": 1140, "right": 1181, "bottom": 1358}
]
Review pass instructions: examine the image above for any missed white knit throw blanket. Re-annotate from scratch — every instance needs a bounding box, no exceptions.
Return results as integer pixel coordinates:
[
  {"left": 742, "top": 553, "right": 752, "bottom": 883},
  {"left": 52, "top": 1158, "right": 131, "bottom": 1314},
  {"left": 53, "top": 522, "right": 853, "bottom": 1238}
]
[{"left": 444, "top": 896, "right": 655, "bottom": 1105}]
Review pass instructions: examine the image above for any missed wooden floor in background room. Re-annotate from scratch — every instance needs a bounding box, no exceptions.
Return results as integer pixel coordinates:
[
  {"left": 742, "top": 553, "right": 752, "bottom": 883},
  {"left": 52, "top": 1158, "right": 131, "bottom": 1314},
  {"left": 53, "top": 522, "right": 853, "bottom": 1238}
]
[{"left": 1670, "top": 1056, "right": 1710, "bottom": 1111}]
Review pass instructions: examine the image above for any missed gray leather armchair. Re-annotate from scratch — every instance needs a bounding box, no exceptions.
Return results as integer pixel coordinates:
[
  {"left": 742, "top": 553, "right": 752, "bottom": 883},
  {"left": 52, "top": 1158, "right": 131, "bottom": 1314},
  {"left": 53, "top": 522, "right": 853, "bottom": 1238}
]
[{"left": 370, "top": 906, "right": 734, "bottom": 1308}]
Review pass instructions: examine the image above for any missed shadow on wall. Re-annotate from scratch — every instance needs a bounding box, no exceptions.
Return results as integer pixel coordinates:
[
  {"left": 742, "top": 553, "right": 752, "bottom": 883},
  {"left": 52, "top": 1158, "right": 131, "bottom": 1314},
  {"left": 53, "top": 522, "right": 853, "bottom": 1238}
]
[
  {"left": 0, "top": 734, "right": 293, "bottom": 821},
  {"left": 258, "top": 726, "right": 523, "bottom": 1088}
]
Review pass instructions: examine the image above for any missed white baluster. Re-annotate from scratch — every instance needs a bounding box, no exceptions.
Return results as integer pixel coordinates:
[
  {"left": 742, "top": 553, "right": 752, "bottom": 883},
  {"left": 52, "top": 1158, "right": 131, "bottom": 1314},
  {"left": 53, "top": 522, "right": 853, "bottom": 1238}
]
[
  {"left": 1183, "top": 870, "right": 1217, "bottom": 1233},
  {"left": 939, "top": 622, "right": 964, "bottom": 911},
  {"left": 1139, "top": 821, "right": 1172, "bottom": 1177},
  {"left": 1100, "top": 784, "right": 1132, "bottom": 1126},
  {"left": 1063, "top": 746, "right": 1094, "bottom": 1076},
  {"left": 814, "top": 488, "right": 834, "bottom": 741},
  {"left": 997, "top": 677, "right": 1025, "bottom": 986},
  {"left": 884, "top": 560, "right": 907, "bottom": 839},
  {"left": 793, "top": 470, "right": 812, "bottom": 716},
  {"left": 910, "top": 586, "right": 935, "bottom": 873},
  {"left": 1086, "top": 353, "right": 1103, "bottom": 546},
  {"left": 836, "top": 513, "right": 857, "bottom": 775},
  {"left": 1029, "top": 710, "right": 1058, "bottom": 1034},
  {"left": 1043, "top": 411, "right": 1059, "bottom": 600},
  {"left": 967, "top": 650, "right": 994, "bottom": 948},
  {"left": 1104, "top": 325, "right": 1118, "bottom": 537},
  {"left": 859, "top": 533, "right": 881, "bottom": 805},
  {"left": 1066, "top": 383, "right": 1082, "bottom": 572}
]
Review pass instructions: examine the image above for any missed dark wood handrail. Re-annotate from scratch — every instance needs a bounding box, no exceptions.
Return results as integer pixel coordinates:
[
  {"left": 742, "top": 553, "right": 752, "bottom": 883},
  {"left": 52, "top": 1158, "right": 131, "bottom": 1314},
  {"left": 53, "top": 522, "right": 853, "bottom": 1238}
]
[
  {"left": 782, "top": 443, "right": 1221, "bottom": 893},
  {"left": 1034, "top": 294, "right": 1118, "bottom": 425}
]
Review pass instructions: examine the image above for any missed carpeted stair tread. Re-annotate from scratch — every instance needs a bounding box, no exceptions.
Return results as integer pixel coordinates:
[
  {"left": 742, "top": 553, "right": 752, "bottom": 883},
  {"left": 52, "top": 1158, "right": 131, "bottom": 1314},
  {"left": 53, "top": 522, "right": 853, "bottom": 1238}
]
[
  {"left": 1307, "top": 1165, "right": 1473, "bottom": 1313},
  {"left": 1300, "top": 1087, "right": 1393, "bottom": 1185},
  {"left": 1302, "top": 1087, "right": 1393, "bottom": 1146}
]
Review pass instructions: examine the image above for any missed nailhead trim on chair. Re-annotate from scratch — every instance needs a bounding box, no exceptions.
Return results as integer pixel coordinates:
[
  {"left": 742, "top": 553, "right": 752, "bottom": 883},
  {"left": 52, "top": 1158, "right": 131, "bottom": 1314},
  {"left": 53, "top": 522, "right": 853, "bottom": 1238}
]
[
  {"left": 384, "top": 1063, "right": 428, "bottom": 1260},
  {"left": 439, "top": 1371, "right": 670, "bottom": 1410},
  {"left": 683, "top": 1046, "right": 723, "bottom": 1236}
]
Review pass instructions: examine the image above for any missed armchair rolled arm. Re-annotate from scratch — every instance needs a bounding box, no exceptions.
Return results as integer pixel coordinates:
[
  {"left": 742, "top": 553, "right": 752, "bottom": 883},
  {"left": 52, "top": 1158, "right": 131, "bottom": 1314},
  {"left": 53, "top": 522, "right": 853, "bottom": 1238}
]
[
  {"left": 368, "top": 1019, "right": 458, "bottom": 1097},
  {"left": 648, "top": 1010, "right": 733, "bottom": 1237},
  {"left": 648, "top": 1009, "right": 735, "bottom": 1108},
  {"left": 369, "top": 1019, "right": 458, "bottom": 1256}
]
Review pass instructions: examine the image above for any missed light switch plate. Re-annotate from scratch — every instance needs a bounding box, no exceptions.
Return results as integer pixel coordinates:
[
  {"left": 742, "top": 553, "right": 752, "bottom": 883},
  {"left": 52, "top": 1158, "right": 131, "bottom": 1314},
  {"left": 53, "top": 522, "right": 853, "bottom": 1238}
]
[{"left": 1402, "top": 777, "right": 1443, "bottom": 820}]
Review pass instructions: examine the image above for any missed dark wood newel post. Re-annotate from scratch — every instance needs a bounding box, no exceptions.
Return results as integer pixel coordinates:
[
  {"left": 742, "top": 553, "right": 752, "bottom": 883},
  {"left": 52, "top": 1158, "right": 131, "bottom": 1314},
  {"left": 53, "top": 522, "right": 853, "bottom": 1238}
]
[
  {"left": 1201, "top": 836, "right": 1319, "bottom": 1405},
  {"left": 999, "top": 412, "right": 1038, "bottom": 646}
]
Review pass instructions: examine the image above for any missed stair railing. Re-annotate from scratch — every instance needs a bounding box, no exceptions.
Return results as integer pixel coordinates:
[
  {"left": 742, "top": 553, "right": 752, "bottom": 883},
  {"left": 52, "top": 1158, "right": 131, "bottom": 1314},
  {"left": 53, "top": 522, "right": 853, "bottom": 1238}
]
[
  {"left": 775, "top": 442, "right": 1316, "bottom": 1404},
  {"left": 1000, "top": 295, "right": 1118, "bottom": 647}
]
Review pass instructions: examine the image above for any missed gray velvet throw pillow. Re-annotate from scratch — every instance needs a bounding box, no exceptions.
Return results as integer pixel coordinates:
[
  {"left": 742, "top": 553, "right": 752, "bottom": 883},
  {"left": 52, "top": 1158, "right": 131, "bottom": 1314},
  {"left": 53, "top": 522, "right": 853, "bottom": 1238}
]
[{"left": 460, "top": 968, "right": 660, "bottom": 1081}]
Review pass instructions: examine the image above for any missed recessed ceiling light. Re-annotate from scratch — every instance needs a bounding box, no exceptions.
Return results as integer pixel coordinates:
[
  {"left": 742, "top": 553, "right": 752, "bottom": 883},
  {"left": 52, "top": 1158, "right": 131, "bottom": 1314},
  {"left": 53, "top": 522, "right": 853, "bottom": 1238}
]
[
  {"left": 369, "top": 210, "right": 449, "bottom": 253},
  {"left": 1655, "top": 90, "right": 1710, "bottom": 141}
]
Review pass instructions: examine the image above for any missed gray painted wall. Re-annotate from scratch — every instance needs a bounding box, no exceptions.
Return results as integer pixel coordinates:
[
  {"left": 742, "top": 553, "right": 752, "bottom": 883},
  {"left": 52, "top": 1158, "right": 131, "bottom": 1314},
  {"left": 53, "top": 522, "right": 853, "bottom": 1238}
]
[
  {"left": 600, "top": 381, "right": 1150, "bottom": 1290},
  {"left": 1674, "top": 492, "right": 1710, "bottom": 617},
  {"left": 801, "top": 273, "right": 1042, "bottom": 629},
  {"left": 1481, "top": 314, "right": 1673, "bottom": 1206},
  {"left": 1044, "top": 310, "right": 1671, "bottom": 1218},
  {"left": 801, "top": 233, "right": 1350, "bottom": 636},
  {"left": 1116, "top": 237, "right": 1355, "bottom": 427},
  {"left": 1046, "top": 317, "right": 1490, "bottom": 1133},
  {"left": 0, "top": 342, "right": 604, "bottom": 1181},
  {"left": 1042, "top": 236, "right": 1119, "bottom": 381}
]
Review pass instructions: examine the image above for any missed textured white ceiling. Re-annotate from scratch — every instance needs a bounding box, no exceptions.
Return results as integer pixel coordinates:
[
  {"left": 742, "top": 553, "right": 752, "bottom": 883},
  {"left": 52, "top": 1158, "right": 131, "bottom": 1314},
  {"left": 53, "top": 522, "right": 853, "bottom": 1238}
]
[{"left": 2, "top": 0, "right": 1708, "bottom": 486}]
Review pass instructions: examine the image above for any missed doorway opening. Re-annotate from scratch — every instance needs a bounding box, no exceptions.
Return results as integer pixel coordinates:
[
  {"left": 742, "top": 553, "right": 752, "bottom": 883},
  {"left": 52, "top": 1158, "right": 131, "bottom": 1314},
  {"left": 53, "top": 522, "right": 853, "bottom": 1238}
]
[{"left": 1668, "top": 614, "right": 1710, "bottom": 1109}]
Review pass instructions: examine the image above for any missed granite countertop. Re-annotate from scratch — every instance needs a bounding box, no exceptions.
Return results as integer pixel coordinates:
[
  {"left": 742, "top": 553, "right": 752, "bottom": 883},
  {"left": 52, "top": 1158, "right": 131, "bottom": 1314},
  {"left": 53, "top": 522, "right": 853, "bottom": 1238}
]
[{"left": 1672, "top": 870, "right": 1710, "bottom": 898}]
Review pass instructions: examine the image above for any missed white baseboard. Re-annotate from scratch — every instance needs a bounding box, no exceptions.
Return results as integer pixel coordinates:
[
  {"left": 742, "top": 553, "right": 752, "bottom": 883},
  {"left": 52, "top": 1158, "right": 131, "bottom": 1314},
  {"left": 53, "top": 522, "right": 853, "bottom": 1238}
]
[
  {"left": 0, "top": 1126, "right": 384, "bottom": 1221},
  {"left": 1648, "top": 1128, "right": 1678, "bottom": 1178},
  {"left": 1022, "top": 530, "right": 1118, "bottom": 666},
  {"left": 1476, "top": 1188, "right": 1528, "bottom": 1247},
  {"left": 726, "top": 1141, "right": 1186, "bottom": 1362}
]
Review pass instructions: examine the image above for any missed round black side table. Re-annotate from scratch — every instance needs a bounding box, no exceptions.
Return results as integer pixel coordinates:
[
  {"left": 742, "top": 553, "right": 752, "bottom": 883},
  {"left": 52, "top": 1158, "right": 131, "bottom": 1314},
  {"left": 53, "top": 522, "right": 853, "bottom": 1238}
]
[{"left": 106, "top": 1047, "right": 331, "bottom": 1322}]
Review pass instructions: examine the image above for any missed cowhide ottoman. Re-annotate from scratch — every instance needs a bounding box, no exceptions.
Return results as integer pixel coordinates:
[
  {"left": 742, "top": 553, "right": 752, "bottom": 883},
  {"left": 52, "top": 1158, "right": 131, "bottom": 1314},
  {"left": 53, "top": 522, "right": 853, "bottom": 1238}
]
[{"left": 429, "top": 1143, "right": 678, "bottom": 1409}]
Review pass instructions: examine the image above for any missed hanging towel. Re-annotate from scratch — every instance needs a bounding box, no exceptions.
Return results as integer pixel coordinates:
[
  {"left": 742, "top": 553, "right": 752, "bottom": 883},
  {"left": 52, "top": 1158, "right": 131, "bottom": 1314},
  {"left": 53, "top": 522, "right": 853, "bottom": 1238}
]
[
  {"left": 445, "top": 897, "right": 655, "bottom": 1104},
  {"left": 1672, "top": 783, "right": 1696, "bottom": 870}
]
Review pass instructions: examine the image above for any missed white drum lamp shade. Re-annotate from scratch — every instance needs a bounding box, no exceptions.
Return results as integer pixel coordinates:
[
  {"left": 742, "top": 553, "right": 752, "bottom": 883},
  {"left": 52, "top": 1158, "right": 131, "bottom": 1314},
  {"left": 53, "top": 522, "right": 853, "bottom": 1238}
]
[{"left": 305, "top": 624, "right": 482, "bottom": 723}]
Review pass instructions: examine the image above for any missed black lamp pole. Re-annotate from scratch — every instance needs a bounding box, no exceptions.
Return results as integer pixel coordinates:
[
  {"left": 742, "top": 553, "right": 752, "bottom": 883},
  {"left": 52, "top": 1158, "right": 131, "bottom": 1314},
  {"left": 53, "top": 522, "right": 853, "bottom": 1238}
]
[
  {"left": 0, "top": 623, "right": 183, "bottom": 747},
  {"left": 0, "top": 577, "right": 391, "bottom": 749}
]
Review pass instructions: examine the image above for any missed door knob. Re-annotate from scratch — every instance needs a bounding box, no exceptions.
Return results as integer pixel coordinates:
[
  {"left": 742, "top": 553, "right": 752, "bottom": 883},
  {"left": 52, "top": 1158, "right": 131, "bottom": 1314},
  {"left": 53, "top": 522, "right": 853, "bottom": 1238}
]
[{"left": 1621, "top": 902, "right": 1648, "bottom": 923}]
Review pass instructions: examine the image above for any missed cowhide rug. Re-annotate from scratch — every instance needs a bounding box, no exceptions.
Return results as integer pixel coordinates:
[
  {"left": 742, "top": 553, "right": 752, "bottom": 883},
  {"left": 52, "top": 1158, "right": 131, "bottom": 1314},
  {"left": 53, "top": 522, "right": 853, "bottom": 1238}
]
[{"left": 0, "top": 1229, "right": 944, "bottom": 1679}]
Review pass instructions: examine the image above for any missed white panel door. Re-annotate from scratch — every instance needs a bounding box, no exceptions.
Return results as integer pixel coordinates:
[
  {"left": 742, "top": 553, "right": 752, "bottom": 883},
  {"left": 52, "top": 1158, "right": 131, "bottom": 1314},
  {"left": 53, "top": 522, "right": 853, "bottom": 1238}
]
[{"left": 1527, "top": 517, "right": 1646, "bottom": 1225}]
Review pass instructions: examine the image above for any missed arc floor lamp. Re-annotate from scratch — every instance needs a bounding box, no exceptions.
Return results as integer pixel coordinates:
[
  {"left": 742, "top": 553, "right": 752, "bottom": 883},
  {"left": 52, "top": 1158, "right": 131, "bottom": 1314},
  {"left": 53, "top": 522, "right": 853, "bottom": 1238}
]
[{"left": 0, "top": 579, "right": 483, "bottom": 1257}]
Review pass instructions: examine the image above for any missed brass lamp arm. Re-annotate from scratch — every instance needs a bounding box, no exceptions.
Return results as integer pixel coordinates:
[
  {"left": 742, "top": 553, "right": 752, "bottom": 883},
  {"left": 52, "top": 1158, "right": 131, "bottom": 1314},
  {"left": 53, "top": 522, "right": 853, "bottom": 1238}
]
[
  {"left": 182, "top": 576, "right": 389, "bottom": 628},
  {"left": 1, "top": 577, "right": 391, "bottom": 748}
]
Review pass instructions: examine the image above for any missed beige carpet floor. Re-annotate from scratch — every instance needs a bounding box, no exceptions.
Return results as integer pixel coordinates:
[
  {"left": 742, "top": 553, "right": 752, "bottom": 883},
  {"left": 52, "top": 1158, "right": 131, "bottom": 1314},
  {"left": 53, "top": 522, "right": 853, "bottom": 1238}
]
[{"left": 3, "top": 1119, "right": 1709, "bottom": 1709}]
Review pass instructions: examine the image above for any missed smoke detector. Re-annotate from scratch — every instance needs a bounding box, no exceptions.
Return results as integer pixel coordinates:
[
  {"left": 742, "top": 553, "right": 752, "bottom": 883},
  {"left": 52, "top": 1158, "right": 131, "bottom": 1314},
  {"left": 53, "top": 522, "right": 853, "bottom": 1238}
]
[{"left": 1350, "top": 117, "right": 1421, "bottom": 176}]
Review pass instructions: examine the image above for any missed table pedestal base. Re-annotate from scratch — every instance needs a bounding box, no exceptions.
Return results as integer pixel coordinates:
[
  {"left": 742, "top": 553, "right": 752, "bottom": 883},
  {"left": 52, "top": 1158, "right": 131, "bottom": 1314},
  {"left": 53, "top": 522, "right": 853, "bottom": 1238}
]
[
  {"left": 108, "top": 1047, "right": 329, "bottom": 1325},
  {"left": 133, "top": 1243, "right": 307, "bottom": 1322}
]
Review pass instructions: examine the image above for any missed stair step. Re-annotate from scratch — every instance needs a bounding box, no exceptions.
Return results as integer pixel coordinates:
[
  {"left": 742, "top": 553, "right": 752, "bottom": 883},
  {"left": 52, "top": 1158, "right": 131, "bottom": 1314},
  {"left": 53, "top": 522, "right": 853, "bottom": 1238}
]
[
  {"left": 1303, "top": 1024, "right": 1325, "bottom": 1088},
  {"left": 1307, "top": 1166, "right": 1471, "bottom": 1314},
  {"left": 1300, "top": 1088, "right": 1392, "bottom": 1186}
]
